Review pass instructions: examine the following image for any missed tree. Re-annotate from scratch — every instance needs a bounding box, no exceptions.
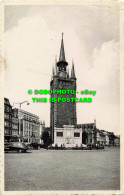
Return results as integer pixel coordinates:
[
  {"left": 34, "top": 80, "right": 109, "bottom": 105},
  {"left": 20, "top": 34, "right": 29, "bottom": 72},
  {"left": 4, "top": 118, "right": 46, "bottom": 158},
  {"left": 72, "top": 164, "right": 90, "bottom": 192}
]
[{"left": 41, "top": 130, "right": 51, "bottom": 148}]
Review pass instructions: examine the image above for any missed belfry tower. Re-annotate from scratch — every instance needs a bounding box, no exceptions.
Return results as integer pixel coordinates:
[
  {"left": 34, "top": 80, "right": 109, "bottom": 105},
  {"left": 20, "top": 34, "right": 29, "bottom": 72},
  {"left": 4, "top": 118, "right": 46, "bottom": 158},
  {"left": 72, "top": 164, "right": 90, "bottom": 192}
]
[{"left": 50, "top": 34, "right": 77, "bottom": 143}]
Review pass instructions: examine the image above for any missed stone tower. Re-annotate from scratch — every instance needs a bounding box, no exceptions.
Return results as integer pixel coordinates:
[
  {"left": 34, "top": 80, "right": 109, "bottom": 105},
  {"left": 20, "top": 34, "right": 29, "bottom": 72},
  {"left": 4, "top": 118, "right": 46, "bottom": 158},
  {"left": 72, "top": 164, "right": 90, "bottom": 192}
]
[{"left": 50, "top": 34, "right": 77, "bottom": 142}]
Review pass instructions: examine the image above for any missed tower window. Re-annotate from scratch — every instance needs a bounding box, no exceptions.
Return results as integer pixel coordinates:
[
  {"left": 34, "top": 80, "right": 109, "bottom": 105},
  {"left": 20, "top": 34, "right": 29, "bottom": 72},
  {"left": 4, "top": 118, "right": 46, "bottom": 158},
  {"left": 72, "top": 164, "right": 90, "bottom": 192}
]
[
  {"left": 74, "top": 132, "right": 80, "bottom": 137},
  {"left": 57, "top": 132, "right": 63, "bottom": 137}
]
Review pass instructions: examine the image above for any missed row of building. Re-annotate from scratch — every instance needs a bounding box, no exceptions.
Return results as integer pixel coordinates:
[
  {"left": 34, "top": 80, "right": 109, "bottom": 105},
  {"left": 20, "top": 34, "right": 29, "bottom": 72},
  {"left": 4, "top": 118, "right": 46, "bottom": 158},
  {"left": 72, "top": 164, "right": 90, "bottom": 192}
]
[
  {"left": 77, "top": 123, "right": 120, "bottom": 146},
  {"left": 4, "top": 97, "right": 120, "bottom": 146},
  {"left": 4, "top": 98, "right": 45, "bottom": 143},
  {"left": 52, "top": 122, "right": 120, "bottom": 147}
]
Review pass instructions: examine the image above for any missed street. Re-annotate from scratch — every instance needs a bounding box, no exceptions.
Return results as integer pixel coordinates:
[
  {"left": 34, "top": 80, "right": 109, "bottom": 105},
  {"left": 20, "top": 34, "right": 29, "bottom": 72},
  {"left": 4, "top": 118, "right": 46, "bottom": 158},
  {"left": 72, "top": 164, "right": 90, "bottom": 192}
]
[{"left": 5, "top": 147, "right": 120, "bottom": 191}]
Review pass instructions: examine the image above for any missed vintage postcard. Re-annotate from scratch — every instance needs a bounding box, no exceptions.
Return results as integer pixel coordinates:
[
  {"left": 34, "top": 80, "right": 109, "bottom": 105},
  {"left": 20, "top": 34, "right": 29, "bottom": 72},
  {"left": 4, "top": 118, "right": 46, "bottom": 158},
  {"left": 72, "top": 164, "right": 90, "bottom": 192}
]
[{"left": 0, "top": 0, "right": 124, "bottom": 194}]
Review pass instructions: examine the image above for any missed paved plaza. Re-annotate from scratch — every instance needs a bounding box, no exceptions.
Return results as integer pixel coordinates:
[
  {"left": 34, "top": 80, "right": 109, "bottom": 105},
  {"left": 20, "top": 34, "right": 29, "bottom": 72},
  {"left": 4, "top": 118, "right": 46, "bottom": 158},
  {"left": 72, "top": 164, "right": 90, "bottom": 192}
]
[{"left": 5, "top": 147, "right": 120, "bottom": 191}]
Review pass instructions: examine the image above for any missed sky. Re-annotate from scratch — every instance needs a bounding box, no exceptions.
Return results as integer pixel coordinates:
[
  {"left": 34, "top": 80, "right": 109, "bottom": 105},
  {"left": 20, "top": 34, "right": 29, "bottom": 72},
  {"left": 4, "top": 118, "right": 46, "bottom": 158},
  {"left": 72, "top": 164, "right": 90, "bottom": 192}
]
[{"left": 4, "top": 4, "right": 120, "bottom": 134}]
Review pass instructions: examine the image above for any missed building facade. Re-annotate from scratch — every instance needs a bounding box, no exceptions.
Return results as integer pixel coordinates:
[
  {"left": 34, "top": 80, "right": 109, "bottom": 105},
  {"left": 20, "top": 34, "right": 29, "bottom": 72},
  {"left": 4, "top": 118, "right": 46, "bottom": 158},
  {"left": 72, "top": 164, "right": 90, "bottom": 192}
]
[
  {"left": 77, "top": 122, "right": 96, "bottom": 145},
  {"left": 4, "top": 98, "right": 12, "bottom": 136},
  {"left": 95, "top": 130, "right": 109, "bottom": 145},
  {"left": 76, "top": 122, "right": 111, "bottom": 146},
  {"left": 54, "top": 125, "right": 82, "bottom": 147},
  {"left": 11, "top": 108, "right": 19, "bottom": 136},
  {"left": 4, "top": 98, "right": 44, "bottom": 143},
  {"left": 50, "top": 35, "right": 82, "bottom": 147},
  {"left": 18, "top": 109, "right": 41, "bottom": 143}
]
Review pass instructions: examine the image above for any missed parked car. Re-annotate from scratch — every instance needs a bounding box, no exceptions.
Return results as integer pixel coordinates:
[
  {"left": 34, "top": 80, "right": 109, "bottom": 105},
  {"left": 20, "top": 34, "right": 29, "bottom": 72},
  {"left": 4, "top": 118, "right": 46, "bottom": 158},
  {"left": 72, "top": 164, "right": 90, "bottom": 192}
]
[
  {"left": 97, "top": 145, "right": 104, "bottom": 149},
  {"left": 4, "top": 142, "right": 29, "bottom": 153},
  {"left": 4, "top": 142, "right": 11, "bottom": 152},
  {"left": 24, "top": 143, "right": 32, "bottom": 150},
  {"left": 81, "top": 144, "right": 87, "bottom": 148},
  {"left": 30, "top": 143, "right": 43, "bottom": 150},
  {"left": 87, "top": 144, "right": 104, "bottom": 150}
]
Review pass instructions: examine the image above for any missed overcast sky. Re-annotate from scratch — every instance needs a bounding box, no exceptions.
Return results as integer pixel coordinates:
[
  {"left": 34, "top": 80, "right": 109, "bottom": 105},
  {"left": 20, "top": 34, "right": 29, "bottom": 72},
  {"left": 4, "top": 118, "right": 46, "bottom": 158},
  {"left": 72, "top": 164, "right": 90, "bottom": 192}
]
[{"left": 4, "top": 4, "right": 120, "bottom": 134}]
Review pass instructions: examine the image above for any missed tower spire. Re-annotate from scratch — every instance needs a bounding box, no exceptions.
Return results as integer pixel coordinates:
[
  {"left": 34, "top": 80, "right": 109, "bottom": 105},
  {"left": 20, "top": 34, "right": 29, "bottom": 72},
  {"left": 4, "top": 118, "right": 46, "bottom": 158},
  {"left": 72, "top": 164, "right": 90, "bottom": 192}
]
[
  {"left": 59, "top": 33, "right": 66, "bottom": 62},
  {"left": 71, "top": 60, "right": 76, "bottom": 78},
  {"left": 57, "top": 33, "right": 68, "bottom": 68}
]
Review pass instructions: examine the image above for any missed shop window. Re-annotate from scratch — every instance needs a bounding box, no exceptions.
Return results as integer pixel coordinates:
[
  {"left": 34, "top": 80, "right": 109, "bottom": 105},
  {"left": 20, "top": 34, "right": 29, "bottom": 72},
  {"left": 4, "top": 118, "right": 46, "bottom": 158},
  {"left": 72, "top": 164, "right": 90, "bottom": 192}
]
[
  {"left": 57, "top": 132, "right": 63, "bottom": 137},
  {"left": 74, "top": 132, "right": 80, "bottom": 137}
]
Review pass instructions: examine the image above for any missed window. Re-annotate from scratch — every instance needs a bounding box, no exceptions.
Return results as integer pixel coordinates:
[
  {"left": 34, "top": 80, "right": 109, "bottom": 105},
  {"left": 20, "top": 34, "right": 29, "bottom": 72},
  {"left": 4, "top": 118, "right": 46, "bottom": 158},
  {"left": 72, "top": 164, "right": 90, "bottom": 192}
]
[
  {"left": 5, "top": 113, "right": 9, "bottom": 120},
  {"left": 5, "top": 121, "right": 9, "bottom": 127},
  {"left": 5, "top": 106, "right": 9, "bottom": 112},
  {"left": 57, "top": 132, "right": 63, "bottom": 137},
  {"left": 74, "top": 132, "right": 80, "bottom": 137},
  {"left": 5, "top": 129, "right": 9, "bottom": 134}
]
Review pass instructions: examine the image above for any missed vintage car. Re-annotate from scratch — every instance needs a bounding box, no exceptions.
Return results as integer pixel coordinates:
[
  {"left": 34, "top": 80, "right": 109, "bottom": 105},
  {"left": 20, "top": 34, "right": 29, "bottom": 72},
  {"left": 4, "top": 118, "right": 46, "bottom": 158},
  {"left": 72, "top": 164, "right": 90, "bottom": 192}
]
[
  {"left": 4, "top": 142, "right": 30, "bottom": 153},
  {"left": 30, "top": 142, "right": 44, "bottom": 150}
]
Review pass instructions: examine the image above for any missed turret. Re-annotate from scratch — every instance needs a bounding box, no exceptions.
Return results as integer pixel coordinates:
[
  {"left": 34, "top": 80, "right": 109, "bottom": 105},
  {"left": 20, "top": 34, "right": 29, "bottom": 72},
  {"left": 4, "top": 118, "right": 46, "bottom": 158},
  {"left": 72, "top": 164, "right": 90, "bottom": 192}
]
[
  {"left": 67, "top": 68, "right": 69, "bottom": 79},
  {"left": 71, "top": 60, "right": 76, "bottom": 78},
  {"left": 55, "top": 56, "right": 58, "bottom": 75}
]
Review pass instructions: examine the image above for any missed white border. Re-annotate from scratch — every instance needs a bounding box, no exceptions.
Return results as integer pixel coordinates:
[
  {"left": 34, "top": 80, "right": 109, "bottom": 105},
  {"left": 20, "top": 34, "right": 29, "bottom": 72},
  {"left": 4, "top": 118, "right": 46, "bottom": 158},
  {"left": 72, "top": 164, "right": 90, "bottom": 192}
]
[{"left": 0, "top": 0, "right": 124, "bottom": 194}]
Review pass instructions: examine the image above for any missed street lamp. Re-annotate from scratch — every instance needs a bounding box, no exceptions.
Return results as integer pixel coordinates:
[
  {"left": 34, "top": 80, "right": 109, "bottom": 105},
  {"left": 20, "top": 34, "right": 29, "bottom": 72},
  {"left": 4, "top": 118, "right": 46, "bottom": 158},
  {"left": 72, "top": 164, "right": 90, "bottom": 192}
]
[
  {"left": 13, "top": 101, "right": 30, "bottom": 142},
  {"left": 13, "top": 101, "right": 30, "bottom": 109}
]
